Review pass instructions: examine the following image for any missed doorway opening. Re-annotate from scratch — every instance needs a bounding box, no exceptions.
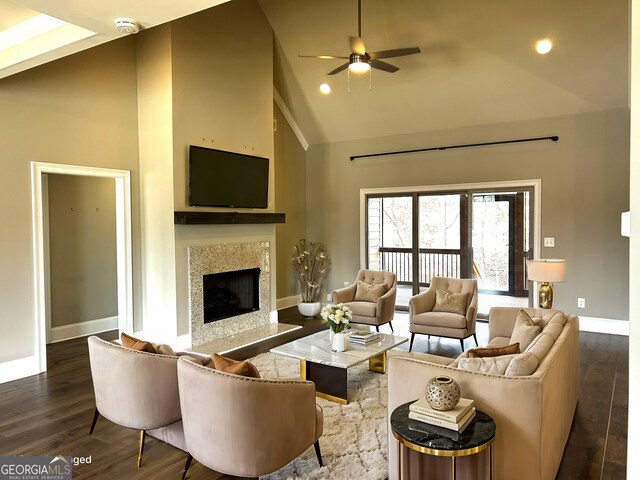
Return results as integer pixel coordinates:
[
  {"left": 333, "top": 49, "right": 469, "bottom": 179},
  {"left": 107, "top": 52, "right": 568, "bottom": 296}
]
[
  {"left": 362, "top": 180, "right": 539, "bottom": 315},
  {"left": 31, "top": 162, "right": 132, "bottom": 373}
]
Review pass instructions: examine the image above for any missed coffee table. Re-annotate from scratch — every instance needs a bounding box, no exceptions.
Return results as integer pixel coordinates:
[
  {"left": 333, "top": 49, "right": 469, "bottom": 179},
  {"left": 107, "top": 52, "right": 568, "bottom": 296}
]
[{"left": 270, "top": 330, "right": 408, "bottom": 404}]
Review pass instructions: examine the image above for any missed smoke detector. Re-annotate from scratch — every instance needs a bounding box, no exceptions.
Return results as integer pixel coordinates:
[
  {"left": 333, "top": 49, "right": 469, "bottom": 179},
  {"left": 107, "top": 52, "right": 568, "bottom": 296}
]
[{"left": 115, "top": 18, "right": 140, "bottom": 34}]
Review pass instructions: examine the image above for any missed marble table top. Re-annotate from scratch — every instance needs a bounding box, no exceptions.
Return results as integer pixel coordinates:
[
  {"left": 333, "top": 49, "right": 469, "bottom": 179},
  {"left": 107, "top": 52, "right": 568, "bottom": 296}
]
[{"left": 270, "top": 329, "right": 408, "bottom": 369}]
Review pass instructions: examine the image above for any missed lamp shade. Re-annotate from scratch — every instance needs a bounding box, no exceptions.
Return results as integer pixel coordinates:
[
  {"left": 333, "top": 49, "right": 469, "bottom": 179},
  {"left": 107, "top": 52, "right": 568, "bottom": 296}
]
[{"left": 527, "top": 259, "right": 566, "bottom": 283}]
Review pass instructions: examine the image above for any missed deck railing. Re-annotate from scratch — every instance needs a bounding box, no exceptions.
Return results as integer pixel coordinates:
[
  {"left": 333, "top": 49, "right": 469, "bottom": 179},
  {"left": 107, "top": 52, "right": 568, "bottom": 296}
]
[{"left": 379, "top": 247, "right": 462, "bottom": 285}]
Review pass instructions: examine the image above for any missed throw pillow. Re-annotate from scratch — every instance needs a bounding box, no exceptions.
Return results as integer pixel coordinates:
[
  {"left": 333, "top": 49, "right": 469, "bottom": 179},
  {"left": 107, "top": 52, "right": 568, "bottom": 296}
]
[
  {"left": 152, "top": 343, "right": 176, "bottom": 356},
  {"left": 212, "top": 353, "right": 261, "bottom": 378},
  {"left": 467, "top": 343, "right": 520, "bottom": 358},
  {"left": 509, "top": 310, "right": 542, "bottom": 352},
  {"left": 458, "top": 354, "right": 518, "bottom": 375},
  {"left": 354, "top": 281, "right": 388, "bottom": 302},
  {"left": 433, "top": 290, "right": 469, "bottom": 316},
  {"left": 121, "top": 332, "right": 156, "bottom": 353}
]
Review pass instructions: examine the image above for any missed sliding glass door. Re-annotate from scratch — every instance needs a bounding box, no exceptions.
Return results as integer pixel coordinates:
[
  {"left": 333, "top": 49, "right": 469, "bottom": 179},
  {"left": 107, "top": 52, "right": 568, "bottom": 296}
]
[{"left": 366, "top": 187, "right": 532, "bottom": 310}]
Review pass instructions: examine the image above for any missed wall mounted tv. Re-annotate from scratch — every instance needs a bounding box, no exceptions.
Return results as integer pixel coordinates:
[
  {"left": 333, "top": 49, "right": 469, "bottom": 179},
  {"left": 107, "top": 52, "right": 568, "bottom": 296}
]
[{"left": 189, "top": 145, "right": 269, "bottom": 208}]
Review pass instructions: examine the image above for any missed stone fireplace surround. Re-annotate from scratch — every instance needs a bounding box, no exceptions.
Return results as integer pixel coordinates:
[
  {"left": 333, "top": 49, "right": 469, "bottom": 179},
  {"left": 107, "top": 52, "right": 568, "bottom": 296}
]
[{"left": 188, "top": 242, "right": 271, "bottom": 346}]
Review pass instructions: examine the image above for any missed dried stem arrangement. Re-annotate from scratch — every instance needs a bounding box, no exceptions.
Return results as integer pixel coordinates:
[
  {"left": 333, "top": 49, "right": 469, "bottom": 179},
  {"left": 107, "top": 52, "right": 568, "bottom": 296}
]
[{"left": 291, "top": 239, "right": 329, "bottom": 302}]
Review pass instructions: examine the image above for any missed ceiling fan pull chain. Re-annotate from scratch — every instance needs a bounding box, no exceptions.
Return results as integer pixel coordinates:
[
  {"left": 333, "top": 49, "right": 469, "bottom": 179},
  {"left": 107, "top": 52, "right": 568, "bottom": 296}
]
[
  {"left": 347, "top": 68, "right": 351, "bottom": 93},
  {"left": 369, "top": 67, "right": 372, "bottom": 91}
]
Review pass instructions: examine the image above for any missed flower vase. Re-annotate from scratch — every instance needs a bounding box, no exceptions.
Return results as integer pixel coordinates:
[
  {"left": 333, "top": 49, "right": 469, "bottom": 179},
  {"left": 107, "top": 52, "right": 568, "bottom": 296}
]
[
  {"left": 298, "top": 301, "right": 322, "bottom": 317},
  {"left": 331, "top": 331, "right": 349, "bottom": 352}
]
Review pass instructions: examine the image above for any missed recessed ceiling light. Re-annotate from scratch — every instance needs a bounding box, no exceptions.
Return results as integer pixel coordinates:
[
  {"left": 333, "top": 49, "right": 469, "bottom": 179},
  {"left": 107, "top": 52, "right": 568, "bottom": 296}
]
[
  {"left": 319, "top": 83, "right": 331, "bottom": 94},
  {"left": 0, "top": 13, "right": 66, "bottom": 53},
  {"left": 535, "top": 38, "right": 553, "bottom": 55}
]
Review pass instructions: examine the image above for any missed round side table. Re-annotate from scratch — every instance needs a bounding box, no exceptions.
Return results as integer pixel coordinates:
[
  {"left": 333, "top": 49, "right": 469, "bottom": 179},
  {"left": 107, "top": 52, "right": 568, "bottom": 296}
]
[{"left": 390, "top": 401, "right": 496, "bottom": 480}]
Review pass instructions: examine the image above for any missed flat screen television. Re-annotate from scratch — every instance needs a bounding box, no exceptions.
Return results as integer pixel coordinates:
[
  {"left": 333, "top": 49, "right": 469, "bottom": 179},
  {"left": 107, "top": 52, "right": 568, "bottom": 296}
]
[{"left": 189, "top": 145, "right": 269, "bottom": 208}]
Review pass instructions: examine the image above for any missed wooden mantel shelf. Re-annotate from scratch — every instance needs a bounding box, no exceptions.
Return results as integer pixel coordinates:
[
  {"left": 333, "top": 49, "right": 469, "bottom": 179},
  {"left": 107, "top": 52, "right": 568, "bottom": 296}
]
[{"left": 174, "top": 211, "right": 285, "bottom": 225}]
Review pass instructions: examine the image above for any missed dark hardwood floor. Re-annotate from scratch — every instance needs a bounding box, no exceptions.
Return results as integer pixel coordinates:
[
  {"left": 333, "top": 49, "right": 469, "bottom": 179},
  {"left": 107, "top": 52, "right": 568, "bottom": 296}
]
[{"left": 0, "top": 309, "right": 627, "bottom": 479}]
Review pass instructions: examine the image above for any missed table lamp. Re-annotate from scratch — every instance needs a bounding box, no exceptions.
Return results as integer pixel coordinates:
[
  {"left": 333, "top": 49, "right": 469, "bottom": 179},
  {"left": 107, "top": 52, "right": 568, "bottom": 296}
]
[{"left": 527, "top": 259, "right": 566, "bottom": 309}]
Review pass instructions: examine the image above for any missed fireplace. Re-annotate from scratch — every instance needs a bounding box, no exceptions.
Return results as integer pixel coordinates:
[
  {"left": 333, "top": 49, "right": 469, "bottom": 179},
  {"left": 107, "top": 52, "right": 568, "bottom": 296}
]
[
  {"left": 188, "top": 242, "right": 271, "bottom": 346},
  {"left": 203, "top": 268, "right": 260, "bottom": 323}
]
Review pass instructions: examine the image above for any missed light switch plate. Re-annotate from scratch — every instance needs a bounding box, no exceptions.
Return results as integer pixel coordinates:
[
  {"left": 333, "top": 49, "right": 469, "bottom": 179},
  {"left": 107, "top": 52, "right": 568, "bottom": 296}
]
[{"left": 544, "top": 237, "right": 555, "bottom": 247}]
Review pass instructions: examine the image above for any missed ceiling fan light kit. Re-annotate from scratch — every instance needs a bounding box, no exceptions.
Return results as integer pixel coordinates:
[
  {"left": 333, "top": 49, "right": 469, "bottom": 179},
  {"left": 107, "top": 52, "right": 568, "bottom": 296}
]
[{"left": 299, "top": 0, "right": 420, "bottom": 91}]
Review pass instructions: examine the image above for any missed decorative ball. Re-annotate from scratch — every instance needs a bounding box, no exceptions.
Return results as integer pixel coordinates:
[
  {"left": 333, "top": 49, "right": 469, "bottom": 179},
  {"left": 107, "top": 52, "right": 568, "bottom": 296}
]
[{"left": 425, "top": 376, "right": 461, "bottom": 411}]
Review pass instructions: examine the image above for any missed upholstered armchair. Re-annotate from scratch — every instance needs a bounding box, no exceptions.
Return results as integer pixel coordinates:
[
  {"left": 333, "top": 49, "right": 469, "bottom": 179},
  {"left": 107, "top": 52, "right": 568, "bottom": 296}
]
[
  {"left": 331, "top": 269, "right": 397, "bottom": 332},
  {"left": 87, "top": 336, "right": 187, "bottom": 467},
  {"left": 409, "top": 277, "right": 478, "bottom": 351},
  {"left": 177, "top": 357, "right": 323, "bottom": 480}
]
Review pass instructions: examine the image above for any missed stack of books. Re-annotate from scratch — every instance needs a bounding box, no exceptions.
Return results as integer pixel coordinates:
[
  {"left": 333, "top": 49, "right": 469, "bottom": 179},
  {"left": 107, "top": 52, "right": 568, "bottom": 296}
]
[
  {"left": 408, "top": 397, "right": 476, "bottom": 436},
  {"left": 349, "top": 330, "right": 381, "bottom": 344}
]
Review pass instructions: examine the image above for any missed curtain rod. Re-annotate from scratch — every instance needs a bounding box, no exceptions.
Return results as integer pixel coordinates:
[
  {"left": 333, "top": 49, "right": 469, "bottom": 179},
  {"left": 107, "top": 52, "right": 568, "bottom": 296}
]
[{"left": 349, "top": 135, "right": 559, "bottom": 161}]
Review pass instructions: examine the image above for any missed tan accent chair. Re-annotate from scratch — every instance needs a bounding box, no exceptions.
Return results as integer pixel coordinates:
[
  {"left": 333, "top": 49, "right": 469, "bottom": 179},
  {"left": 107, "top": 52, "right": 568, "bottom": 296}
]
[
  {"left": 331, "top": 269, "right": 397, "bottom": 332},
  {"left": 87, "top": 336, "right": 187, "bottom": 468},
  {"left": 177, "top": 357, "right": 323, "bottom": 480},
  {"left": 409, "top": 276, "right": 478, "bottom": 351}
]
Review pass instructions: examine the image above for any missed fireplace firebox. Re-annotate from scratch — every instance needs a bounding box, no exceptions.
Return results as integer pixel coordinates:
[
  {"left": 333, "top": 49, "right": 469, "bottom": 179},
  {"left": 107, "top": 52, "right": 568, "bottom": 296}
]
[{"left": 203, "top": 268, "right": 260, "bottom": 323}]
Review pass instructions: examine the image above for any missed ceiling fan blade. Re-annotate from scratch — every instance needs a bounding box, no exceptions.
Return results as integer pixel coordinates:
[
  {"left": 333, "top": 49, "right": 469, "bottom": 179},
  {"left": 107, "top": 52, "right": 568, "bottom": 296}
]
[
  {"left": 328, "top": 63, "right": 350, "bottom": 75},
  {"left": 350, "top": 36, "right": 366, "bottom": 55},
  {"left": 371, "top": 59, "right": 399, "bottom": 73},
  {"left": 369, "top": 47, "right": 421, "bottom": 60},
  {"left": 298, "top": 54, "right": 350, "bottom": 59}
]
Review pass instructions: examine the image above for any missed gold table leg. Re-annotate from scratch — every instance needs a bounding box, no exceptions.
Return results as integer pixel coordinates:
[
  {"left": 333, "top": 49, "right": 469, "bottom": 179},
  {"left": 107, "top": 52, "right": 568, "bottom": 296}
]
[
  {"left": 397, "top": 438, "right": 402, "bottom": 480},
  {"left": 451, "top": 456, "right": 456, "bottom": 480},
  {"left": 369, "top": 351, "right": 387, "bottom": 373},
  {"left": 489, "top": 444, "right": 493, "bottom": 480}
]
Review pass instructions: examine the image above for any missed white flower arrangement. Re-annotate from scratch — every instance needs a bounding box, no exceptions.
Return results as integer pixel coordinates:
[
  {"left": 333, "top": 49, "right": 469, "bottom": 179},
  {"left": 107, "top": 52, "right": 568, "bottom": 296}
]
[{"left": 321, "top": 303, "right": 352, "bottom": 334}]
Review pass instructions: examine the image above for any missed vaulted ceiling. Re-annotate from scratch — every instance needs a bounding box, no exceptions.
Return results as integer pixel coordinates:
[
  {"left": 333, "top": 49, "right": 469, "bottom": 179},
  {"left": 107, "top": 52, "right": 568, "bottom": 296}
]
[
  {"left": 0, "top": 0, "right": 629, "bottom": 146},
  {"left": 259, "top": 0, "right": 629, "bottom": 144}
]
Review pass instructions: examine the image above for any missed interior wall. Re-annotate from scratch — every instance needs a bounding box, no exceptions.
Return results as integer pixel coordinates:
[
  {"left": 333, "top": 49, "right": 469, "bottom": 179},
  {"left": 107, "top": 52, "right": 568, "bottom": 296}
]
[
  {"left": 306, "top": 107, "right": 629, "bottom": 320},
  {"left": 0, "top": 38, "right": 140, "bottom": 364},
  {"left": 169, "top": 0, "right": 276, "bottom": 336},
  {"left": 47, "top": 175, "right": 117, "bottom": 328},
  {"left": 627, "top": 0, "right": 639, "bottom": 475},
  {"left": 135, "top": 24, "right": 178, "bottom": 339},
  {"left": 274, "top": 101, "right": 307, "bottom": 299}
]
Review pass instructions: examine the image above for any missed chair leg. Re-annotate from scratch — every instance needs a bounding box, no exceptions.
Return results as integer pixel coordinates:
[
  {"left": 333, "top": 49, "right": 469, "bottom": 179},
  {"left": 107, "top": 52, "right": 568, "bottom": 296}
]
[
  {"left": 459, "top": 339, "right": 465, "bottom": 351},
  {"left": 388, "top": 321, "right": 394, "bottom": 333},
  {"left": 314, "top": 440, "right": 323, "bottom": 467},
  {"left": 89, "top": 408, "right": 100, "bottom": 435},
  {"left": 137, "top": 430, "right": 146, "bottom": 468},
  {"left": 181, "top": 453, "right": 193, "bottom": 480},
  {"left": 473, "top": 333, "right": 478, "bottom": 347},
  {"left": 409, "top": 333, "right": 415, "bottom": 352}
]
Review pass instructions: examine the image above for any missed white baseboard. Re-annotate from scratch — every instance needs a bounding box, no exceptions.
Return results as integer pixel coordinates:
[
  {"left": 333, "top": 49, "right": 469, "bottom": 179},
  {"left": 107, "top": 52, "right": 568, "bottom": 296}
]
[
  {"left": 579, "top": 316, "right": 629, "bottom": 336},
  {"left": 276, "top": 295, "right": 301, "bottom": 310},
  {"left": 49, "top": 316, "right": 118, "bottom": 343},
  {"left": 0, "top": 355, "right": 42, "bottom": 384}
]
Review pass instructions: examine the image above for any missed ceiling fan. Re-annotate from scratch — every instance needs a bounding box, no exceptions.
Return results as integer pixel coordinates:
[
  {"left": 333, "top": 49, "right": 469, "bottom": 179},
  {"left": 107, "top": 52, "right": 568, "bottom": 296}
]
[{"left": 299, "top": 0, "right": 421, "bottom": 75}]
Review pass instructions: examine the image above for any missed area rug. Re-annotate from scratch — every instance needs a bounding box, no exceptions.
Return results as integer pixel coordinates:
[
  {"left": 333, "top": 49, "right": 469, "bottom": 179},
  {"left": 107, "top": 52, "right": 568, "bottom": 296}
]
[{"left": 250, "top": 349, "right": 419, "bottom": 480}]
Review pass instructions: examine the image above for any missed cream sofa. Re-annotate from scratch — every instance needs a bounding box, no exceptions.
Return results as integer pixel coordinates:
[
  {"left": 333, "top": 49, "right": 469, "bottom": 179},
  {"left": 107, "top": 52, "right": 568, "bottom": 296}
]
[{"left": 387, "top": 307, "right": 580, "bottom": 480}]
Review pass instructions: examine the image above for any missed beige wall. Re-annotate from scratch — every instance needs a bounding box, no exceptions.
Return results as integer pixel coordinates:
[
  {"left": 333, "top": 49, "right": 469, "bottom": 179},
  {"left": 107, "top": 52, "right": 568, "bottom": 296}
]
[
  {"left": 47, "top": 175, "right": 117, "bottom": 328},
  {"left": 135, "top": 24, "right": 178, "bottom": 338},
  {"left": 274, "top": 101, "right": 307, "bottom": 298},
  {"left": 307, "top": 108, "right": 629, "bottom": 320},
  {"left": 0, "top": 39, "right": 140, "bottom": 363},
  {"left": 169, "top": 1, "right": 276, "bottom": 336}
]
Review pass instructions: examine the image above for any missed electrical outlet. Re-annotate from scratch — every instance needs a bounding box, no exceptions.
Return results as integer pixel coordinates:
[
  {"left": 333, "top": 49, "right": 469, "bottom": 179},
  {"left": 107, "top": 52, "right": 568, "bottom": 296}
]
[
  {"left": 344, "top": 281, "right": 350, "bottom": 287},
  {"left": 577, "top": 298, "right": 586, "bottom": 308},
  {"left": 544, "top": 237, "right": 555, "bottom": 247}
]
